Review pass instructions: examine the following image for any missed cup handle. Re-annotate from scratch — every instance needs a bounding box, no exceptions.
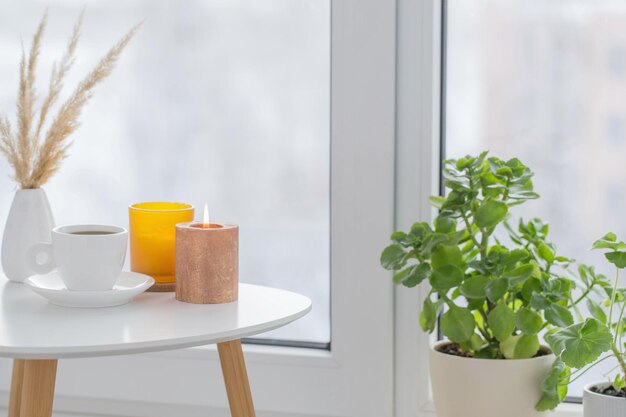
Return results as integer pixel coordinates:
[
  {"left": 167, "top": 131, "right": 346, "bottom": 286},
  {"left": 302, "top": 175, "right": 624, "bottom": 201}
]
[{"left": 27, "top": 243, "right": 55, "bottom": 275}]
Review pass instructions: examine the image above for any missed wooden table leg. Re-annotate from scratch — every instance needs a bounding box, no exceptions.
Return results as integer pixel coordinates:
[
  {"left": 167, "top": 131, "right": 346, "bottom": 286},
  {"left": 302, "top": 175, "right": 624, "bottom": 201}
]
[
  {"left": 217, "top": 340, "right": 256, "bottom": 417},
  {"left": 16, "top": 360, "right": 57, "bottom": 417},
  {"left": 8, "top": 359, "right": 25, "bottom": 417}
]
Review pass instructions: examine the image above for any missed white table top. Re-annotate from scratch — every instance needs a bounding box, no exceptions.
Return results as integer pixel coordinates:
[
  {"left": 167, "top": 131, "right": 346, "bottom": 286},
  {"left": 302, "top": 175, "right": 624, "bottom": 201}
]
[{"left": 0, "top": 280, "right": 311, "bottom": 359}]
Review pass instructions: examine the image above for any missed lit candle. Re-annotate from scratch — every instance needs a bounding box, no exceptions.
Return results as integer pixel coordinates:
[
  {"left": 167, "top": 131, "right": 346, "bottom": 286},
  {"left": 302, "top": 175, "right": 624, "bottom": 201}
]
[{"left": 175, "top": 203, "right": 239, "bottom": 304}]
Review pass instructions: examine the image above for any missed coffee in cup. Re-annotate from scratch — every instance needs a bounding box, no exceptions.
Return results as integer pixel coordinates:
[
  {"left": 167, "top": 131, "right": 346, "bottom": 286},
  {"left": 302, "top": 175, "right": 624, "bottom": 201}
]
[
  {"left": 70, "top": 231, "right": 117, "bottom": 236},
  {"left": 28, "top": 224, "right": 128, "bottom": 291}
]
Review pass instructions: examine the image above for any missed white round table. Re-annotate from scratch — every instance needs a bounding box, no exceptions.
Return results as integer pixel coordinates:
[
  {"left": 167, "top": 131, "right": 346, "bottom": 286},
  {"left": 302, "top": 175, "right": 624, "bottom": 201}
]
[{"left": 0, "top": 280, "right": 311, "bottom": 417}]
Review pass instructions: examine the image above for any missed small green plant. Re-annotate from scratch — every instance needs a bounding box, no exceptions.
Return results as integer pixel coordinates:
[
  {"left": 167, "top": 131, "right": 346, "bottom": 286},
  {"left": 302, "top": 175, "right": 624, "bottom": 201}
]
[
  {"left": 380, "top": 152, "right": 604, "bottom": 409},
  {"left": 541, "top": 232, "right": 626, "bottom": 406}
]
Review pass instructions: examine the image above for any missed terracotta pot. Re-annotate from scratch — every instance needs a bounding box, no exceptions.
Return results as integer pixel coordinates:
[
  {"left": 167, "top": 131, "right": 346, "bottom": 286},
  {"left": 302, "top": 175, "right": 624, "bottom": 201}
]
[
  {"left": 429, "top": 340, "right": 554, "bottom": 417},
  {"left": 1, "top": 188, "right": 54, "bottom": 282},
  {"left": 583, "top": 382, "right": 626, "bottom": 417}
]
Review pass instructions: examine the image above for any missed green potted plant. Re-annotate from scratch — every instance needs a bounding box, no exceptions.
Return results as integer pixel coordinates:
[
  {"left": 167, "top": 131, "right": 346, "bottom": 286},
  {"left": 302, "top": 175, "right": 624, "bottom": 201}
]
[
  {"left": 381, "top": 153, "right": 598, "bottom": 417},
  {"left": 543, "top": 232, "right": 626, "bottom": 416}
]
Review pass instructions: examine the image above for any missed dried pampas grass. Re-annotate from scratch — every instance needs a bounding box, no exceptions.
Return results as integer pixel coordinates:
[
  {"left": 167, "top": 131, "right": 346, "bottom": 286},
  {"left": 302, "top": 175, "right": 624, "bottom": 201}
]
[{"left": 0, "top": 11, "right": 140, "bottom": 189}]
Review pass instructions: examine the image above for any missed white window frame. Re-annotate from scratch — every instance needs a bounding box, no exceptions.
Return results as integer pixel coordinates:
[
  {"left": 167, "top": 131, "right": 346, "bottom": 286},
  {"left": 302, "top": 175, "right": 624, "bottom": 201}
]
[
  {"left": 393, "top": 1, "right": 582, "bottom": 416},
  {"left": 0, "top": 2, "right": 587, "bottom": 417},
  {"left": 0, "top": 1, "right": 398, "bottom": 417}
]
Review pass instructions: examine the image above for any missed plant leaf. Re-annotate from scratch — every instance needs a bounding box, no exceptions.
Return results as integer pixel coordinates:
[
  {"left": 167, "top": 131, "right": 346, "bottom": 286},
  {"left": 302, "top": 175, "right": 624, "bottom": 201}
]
[
  {"left": 393, "top": 263, "right": 431, "bottom": 288},
  {"left": 474, "top": 200, "right": 508, "bottom": 229},
  {"left": 380, "top": 244, "right": 406, "bottom": 270},
  {"left": 504, "top": 263, "right": 535, "bottom": 287},
  {"left": 420, "top": 233, "right": 450, "bottom": 255},
  {"left": 501, "top": 333, "right": 540, "bottom": 359},
  {"left": 547, "top": 318, "right": 612, "bottom": 369},
  {"left": 591, "top": 232, "right": 626, "bottom": 251},
  {"left": 530, "top": 293, "right": 550, "bottom": 310},
  {"left": 475, "top": 344, "right": 499, "bottom": 359},
  {"left": 460, "top": 275, "right": 489, "bottom": 299},
  {"left": 586, "top": 299, "right": 607, "bottom": 324},
  {"left": 419, "top": 297, "right": 442, "bottom": 333},
  {"left": 431, "top": 244, "right": 464, "bottom": 269},
  {"left": 605, "top": 251, "right": 626, "bottom": 269},
  {"left": 514, "top": 334, "right": 540, "bottom": 359},
  {"left": 459, "top": 333, "right": 485, "bottom": 352},
  {"left": 502, "top": 248, "right": 530, "bottom": 267},
  {"left": 536, "top": 359, "right": 570, "bottom": 411},
  {"left": 544, "top": 304, "right": 574, "bottom": 328},
  {"left": 440, "top": 306, "right": 476, "bottom": 343},
  {"left": 521, "top": 277, "right": 542, "bottom": 303},
  {"left": 516, "top": 307, "right": 544, "bottom": 334},
  {"left": 537, "top": 243, "right": 555, "bottom": 264},
  {"left": 599, "top": 232, "right": 617, "bottom": 242},
  {"left": 434, "top": 216, "right": 456, "bottom": 233},
  {"left": 428, "top": 195, "right": 446, "bottom": 209},
  {"left": 485, "top": 278, "right": 508, "bottom": 303},
  {"left": 430, "top": 265, "right": 464, "bottom": 291},
  {"left": 487, "top": 303, "right": 516, "bottom": 342},
  {"left": 390, "top": 231, "right": 408, "bottom": 243},
  {"left": 410, "top": 222, "right": 432, "bottom": 238},
  {"left": 392, "top": 266, "right": 412, "bottom": 284}
]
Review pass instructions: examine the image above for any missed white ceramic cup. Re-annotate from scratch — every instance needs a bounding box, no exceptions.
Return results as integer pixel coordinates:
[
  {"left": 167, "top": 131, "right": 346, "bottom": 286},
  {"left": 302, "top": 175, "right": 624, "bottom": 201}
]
[{"left": 27, "top": 224, "right": 128, "bottom": 291}]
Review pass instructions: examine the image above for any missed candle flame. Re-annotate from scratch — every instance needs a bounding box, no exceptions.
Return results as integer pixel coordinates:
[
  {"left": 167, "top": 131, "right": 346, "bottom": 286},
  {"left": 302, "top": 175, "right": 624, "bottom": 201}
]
[{"left": 203, "top": 203, "right": 210, "bottom": 227}]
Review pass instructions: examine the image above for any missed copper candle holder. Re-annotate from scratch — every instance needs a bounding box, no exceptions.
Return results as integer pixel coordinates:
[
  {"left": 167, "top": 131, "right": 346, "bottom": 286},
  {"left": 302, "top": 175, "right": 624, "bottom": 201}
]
[{"left": 175, "top": 221, "right": 239, "bottom": 304}]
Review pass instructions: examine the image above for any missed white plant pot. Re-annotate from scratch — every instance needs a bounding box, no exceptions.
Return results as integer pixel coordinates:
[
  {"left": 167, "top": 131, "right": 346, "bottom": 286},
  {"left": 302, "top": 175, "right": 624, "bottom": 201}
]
[
  {"left": 583, "top": 382, "right": 626, "bottom": 417},
  {"left": 1, "top": 188, "right": 55, "bottom": 282},
  {"left": 429, "top": 340, "right": 554, "bottom": 417}
]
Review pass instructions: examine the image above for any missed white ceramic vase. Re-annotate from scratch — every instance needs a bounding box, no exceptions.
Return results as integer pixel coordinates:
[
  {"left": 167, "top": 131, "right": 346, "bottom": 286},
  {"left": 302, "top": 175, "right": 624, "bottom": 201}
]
[
  {"left": 583, "top": 383, "right": 626, "bottom": 416},
  {"left": 1, "top": 188, "right": 55, "bottom": 282},
  {"left": 429, "top": 340, "right": 554, "bottom": 417}
]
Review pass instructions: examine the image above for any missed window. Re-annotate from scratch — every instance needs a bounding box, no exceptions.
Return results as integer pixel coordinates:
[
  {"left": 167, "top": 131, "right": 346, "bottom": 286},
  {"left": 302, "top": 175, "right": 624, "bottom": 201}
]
[
  {"left": 445, "top": 0, "right": 626, "bottom": 399},
  {"left": 0, "top": 2, "right": 396, "bottom": 416},
  {"left": 0, "top": 0, "right": 330, "bottom": 344}
]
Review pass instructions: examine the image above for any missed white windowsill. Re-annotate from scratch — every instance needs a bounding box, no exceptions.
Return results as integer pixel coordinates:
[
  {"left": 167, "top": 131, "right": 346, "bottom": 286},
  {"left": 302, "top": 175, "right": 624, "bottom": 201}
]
[
  {"left": 553, "top": 403, "right": 583, "bottom": 416},
  {"left": 419, "top": 400, "right": 582, "bottom": 416}
]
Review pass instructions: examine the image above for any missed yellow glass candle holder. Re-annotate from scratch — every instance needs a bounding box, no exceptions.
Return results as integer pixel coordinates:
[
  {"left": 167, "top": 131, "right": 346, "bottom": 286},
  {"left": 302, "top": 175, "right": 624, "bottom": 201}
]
[{"left": 129, "top": 202, "right": 194, "bottom": 285}]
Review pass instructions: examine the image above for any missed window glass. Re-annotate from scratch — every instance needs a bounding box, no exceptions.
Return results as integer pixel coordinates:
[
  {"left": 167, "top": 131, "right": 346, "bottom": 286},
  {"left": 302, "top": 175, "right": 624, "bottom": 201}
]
[
  {"left": 445, "top": 0, "right": 626, "bottom": 397},
  {"left": 0, "top": 0, "right": 330, "bottom": 344}
]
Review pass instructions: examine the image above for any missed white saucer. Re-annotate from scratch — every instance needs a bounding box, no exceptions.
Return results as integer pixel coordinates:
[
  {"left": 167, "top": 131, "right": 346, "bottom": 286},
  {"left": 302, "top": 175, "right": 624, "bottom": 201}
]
[{"left": 24, "top": 271, "right": 155, "bottom": 308}]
